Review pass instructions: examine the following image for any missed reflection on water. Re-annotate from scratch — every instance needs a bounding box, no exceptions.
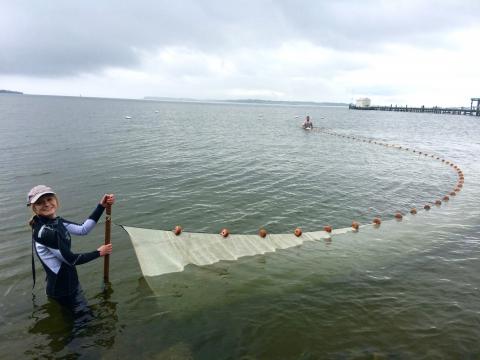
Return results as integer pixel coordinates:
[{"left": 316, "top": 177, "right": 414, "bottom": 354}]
[{"left": 26, "top": 286, "right": 118, "bottom": 359}]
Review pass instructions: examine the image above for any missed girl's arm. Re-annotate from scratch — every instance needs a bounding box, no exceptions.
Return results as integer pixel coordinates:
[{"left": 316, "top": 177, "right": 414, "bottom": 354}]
[
  {"left": 64, "top": 194, "right": 115, "bottom": 236},
  {"left": 64, "top": 204, "right": 105, "bottom": 235}
]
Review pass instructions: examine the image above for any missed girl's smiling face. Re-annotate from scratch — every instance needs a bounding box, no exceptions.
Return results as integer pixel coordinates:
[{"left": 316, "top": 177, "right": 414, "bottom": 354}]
[{"left": 33, "top": 194, "right": 58, "bottom": 218}]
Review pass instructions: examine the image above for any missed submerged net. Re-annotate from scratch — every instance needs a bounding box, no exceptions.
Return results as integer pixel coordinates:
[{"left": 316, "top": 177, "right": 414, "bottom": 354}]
[{"left": 122, "top": 226, "right": 353, "bottom": 277}]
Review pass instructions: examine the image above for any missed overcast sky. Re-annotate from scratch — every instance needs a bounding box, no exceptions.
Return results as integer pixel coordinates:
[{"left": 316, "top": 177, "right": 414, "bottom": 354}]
[{"left": 1, "top": 0, "right": 479, "bottom": 106}]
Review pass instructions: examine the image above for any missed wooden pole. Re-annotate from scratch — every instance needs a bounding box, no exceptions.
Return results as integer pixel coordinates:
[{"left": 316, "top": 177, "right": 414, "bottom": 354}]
[{"left": 103, "top": 203, "right": 112, "bottom": 283}]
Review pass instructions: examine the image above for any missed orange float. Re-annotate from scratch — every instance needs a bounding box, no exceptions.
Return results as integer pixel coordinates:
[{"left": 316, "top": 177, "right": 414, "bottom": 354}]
[
  {"left": 258, "top": 228, "right": 267, "bottom": 238},
  {"left": 173, "top": 225, "right": 182, "bottom": 235},
  {"left": 294, "top": 227, "right": 302, "bottom": 237},
  {"left": 220, "top": 228, "right": 229, "bottom": 237}
]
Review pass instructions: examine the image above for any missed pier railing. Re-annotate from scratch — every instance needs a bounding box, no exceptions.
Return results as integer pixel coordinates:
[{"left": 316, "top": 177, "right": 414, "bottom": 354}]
[{"left": 349, "top": 104, "right": 479, "bottom": 116}]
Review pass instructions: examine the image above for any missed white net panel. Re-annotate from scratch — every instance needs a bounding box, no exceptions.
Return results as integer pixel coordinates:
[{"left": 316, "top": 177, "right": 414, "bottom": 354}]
[{"left": 122, "top": 226, "right": 353, "bottom": 277}]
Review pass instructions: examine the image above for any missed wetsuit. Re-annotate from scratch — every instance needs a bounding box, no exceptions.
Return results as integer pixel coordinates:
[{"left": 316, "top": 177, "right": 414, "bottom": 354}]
[{"left": 31, "top": 204, "right": 105, "bottom": 307}]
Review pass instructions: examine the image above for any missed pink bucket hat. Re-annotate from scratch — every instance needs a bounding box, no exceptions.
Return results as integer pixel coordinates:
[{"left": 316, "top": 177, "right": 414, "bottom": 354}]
[{"left": 27, "top": 185, "right": 55, "bottom": 206}]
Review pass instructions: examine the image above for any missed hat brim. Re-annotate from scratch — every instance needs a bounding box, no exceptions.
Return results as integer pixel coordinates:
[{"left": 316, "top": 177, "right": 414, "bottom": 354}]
[{"left": 28, "top": 191, "right": 56, "bottom": 206}]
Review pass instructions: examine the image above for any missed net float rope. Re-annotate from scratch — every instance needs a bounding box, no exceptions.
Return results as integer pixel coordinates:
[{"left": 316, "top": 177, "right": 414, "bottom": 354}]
[
  {"left": 119, "top": 126, "right": 465, "bottom": 278},
  {"left": 168, "top": 128, "right": 464, "bottom": 237},
  {"left": 312, "top": 127, "right": 464, "bottom": 228}
]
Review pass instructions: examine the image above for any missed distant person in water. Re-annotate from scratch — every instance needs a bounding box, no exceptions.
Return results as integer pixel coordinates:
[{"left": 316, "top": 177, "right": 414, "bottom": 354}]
[
  {"left": 302, "top": 115, "right": 313, "bottom": 129},
  {"left": 27, "top": 185, "right": 114, "bottom": 313}
]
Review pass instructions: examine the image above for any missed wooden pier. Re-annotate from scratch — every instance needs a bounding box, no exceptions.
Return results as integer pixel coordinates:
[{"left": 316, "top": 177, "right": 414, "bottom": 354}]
[{"left": 349, "top": 97, "right": 480, "bottom": 116}]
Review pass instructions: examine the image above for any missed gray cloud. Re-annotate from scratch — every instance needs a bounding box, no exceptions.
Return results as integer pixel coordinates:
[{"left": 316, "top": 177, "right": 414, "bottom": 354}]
[
  {"left": 1, "top": 0, "right": 478, "bottom": 77},
  {"left": 276, "top": 0, "right": 480, "bottom": 50}
]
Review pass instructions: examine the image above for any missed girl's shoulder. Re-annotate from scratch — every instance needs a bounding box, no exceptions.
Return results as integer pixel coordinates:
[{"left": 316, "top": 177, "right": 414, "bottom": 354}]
[{"left": 32, "top": 216, "right": 62, "bottom": 229}]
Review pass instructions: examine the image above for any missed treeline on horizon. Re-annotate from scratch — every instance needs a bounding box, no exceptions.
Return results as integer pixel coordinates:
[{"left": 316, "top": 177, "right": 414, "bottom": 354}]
[
  {"left": 144, "top": 96, "right": 348, "bottom": 106},
  {"left": 0, "top": 89, "right": 23, "bottom": 94}
]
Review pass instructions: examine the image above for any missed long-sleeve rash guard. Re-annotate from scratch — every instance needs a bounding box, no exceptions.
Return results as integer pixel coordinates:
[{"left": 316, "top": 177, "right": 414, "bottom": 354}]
[{"left": 32, "top": 204, "right": 105, "bottom": 298}]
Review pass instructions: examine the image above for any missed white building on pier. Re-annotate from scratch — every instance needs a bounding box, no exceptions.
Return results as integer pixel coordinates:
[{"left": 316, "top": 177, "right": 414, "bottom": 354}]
[{"left": 355, "top": 97, "right": 371, "bottom": 107}]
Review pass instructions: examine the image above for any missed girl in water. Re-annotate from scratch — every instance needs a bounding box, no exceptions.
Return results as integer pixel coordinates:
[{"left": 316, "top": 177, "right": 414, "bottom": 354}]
[{"left": 28, "top": 185, "right": 114, "bottom": 312}]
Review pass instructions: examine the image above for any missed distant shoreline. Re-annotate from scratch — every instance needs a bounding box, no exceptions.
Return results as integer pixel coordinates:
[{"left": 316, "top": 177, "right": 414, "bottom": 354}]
[
  {"left": 144, "top": 96, "right": 349, "bottom": 107},
  {"left": 0, "top": 89, "right": 23, "bottom": 95},
  {"left": 0, "top": 91, "right": 348, "bottom": 107}
]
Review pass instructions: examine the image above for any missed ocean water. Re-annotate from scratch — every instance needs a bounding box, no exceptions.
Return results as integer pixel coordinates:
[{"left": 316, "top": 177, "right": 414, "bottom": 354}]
[{"left": 0, "top": 94, "right": 479, "bottom": 359}]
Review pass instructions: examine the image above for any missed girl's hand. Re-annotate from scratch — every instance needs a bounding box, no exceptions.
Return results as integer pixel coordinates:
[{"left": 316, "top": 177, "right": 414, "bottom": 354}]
[
  {"left": 100, "top": 194, "right": 115, "bottom": 207},
  {"left": 98, "top": 243, "right": 112, "bottom": 256}
]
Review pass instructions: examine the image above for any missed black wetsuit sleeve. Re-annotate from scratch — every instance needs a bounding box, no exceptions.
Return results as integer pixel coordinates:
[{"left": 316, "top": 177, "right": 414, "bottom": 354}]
[
  {"left": 89, "top": 204, "right": 105, "bottom": 223},
  {"left": 59, "top": 239, "right": 100, "bottom": 266}
]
